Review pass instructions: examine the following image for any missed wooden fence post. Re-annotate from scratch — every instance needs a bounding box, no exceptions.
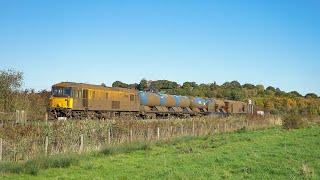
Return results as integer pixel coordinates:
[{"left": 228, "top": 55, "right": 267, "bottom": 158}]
[
  {"left": 192, "top": 121, "right": 195, "bottom": 135},
  {"left": 45, "top": 136, "right": 49, "bottom": 156},
  {"left": 130, "top": 129, "right": 133, "bottom": 142},
  {"left": 157, "top": 127, "right": 160, "bottom": 140},
  {"left": 0, "top": 138, "right": 2, "bottom": 161},
  {"left": 16, "top": 110, "right": 19, "bottom": 124},
  {"left": 79, "top": 134, "right": 84, "bottom": 153},
  {"left": 181, "top": 125, "right": 184, "bottom": 134},
  {"left": 108, "top": 129, "right": 111, "bottom": 145},
  {"left": 45, "top": 113, "right": 48, "bottom": 124}
]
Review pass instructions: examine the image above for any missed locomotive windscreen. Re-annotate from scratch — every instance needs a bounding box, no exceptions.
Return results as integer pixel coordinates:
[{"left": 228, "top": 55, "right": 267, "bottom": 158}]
[{"left": 52, "top": 87, "right": 72, "bottom": 97}]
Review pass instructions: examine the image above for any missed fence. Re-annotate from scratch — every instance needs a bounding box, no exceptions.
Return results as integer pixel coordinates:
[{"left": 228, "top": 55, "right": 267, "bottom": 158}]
[
  {"left": 0, "top": 111, "right": 48, "bottom": 125},
  {"left": 0, "top": 116, "right": 277, "bottom": 162}
]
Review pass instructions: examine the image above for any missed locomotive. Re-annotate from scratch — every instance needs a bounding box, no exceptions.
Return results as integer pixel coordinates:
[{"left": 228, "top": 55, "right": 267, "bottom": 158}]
[{"left": 50, "top": 82, "right": 249, "bottom": 119}]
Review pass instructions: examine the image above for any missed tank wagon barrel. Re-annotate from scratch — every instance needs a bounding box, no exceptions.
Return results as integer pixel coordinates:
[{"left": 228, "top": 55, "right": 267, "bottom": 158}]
[
  {"left": 190, "top": 97, "right": 206, "bottom": 109},
  {"left": 139, "top": 92, "right": 190, "bottom": 108},
  {"left": 174, "top": 95, "right": 190, "bottom": 108}
]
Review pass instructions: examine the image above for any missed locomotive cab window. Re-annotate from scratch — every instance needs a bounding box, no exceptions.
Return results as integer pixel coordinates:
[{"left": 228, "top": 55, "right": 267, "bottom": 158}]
[{"left": 52, "top": 87, "right": 72, "bottom": 97}]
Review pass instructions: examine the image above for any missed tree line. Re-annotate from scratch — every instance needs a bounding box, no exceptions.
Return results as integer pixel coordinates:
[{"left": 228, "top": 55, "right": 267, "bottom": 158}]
[
  {"left": 0, "top": 69, "right": 319, "bottom": 117},
  {"left": 112, "top": 79, "right": 320, "bottom": 115}
]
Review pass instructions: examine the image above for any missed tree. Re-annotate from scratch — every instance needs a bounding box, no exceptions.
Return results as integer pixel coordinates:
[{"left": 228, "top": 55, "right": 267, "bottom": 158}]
[
  {"left": 305, "top": 93, "right": 317, "bottom": 99},
  {"left": 112, "top": 81, "right": 129, "bottom": 88},
  {"left": 210, "top": 81, "right": 218, "bottom": 90},
  {"left": 242, "top": 83, "right": 255, "bottom": 90},
  {"left": 266, "top": 86, "right": 276, "bottom": 92},
  {"left": 287, "top": 91, "right": 302, "bottom": 98},
  {"left": 230, "top": 80, "right": 241, "bottom": 89},
  {"left": 150, "top": 80, "right": 179, "bottom": 90},
  {"left": 182, "top": 82, "right": 198, "bottom": 89},
  {"left": 137, "top": 79, "right": 148, "bottom": 91},
  {"left": 265, "top": 101, "right": 275, "bottom": 110},
  {"left": 0, "top": 69, "right": 23, "bottom": 111}
]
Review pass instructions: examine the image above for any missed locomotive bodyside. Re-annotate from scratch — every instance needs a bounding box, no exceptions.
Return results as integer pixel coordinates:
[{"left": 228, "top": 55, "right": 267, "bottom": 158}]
[{"left": 50, "top": 82, "right": 140, "bottom": 119}]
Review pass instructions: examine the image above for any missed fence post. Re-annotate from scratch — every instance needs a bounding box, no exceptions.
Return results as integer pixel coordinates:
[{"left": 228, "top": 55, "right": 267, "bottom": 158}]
[
  {"left": 130, "top": 129, "right": 133, "bottom": 143},
  {"left": 224, "top": 123, "right": 227, "bottom": 132},
  {"left": 45, "top": 136, "right": 49, "bottom": 156},
  {"left": 170, "top": 126, "right": 173, "bottom": 137},
  {"left": 24, "top": 111, "right": 27, "bottom": 124},
  {"left": 45, "top": 113, "right": 48, "bottom": 124},
  {"left": 157, "top": 127, "right": 160, "bottom": 141},
  {"left": 192, "top": 121, "right": 195, "bottom": 135},
  {"left": 16, "top": 110, "right": 19, "bottom": 124},
  {"left": 108, "top": 129, "right": 111, "bottom": 145},
  {"left": 0, "top": 138, "right": 2, "bottom": 161},
  {"left": 79, "top": 134, "right": 84, "bottom": 153},
  {"left": 181, "top": 125, "right": 184, "bottom": 134}
]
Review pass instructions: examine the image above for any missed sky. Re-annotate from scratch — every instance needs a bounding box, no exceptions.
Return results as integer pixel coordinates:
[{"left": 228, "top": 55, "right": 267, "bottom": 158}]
[{"left": 0, "top": 0, "right": 319, "bottom": 96}]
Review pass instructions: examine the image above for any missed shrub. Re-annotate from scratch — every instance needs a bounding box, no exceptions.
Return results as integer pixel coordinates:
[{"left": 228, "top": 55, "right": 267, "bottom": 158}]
[
  {"left": 0, "top": 162, "right": 24, "bottom": 174},
  {"left": 282, "top": 113, "right": 305, "bottom": 129},
  {"left": 270, "top": 108, "right": 279, "bottom": 115}
]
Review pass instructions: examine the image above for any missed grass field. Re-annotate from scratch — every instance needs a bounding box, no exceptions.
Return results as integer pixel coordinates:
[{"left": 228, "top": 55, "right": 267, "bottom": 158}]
[{"left": 1, "top": 124, "right": 320, "bottom": 179}]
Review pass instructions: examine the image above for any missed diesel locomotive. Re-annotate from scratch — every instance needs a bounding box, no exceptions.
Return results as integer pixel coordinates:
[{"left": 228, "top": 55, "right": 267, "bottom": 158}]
[{"left": 50, "top": 82, "right": 249, "bottom": 119}]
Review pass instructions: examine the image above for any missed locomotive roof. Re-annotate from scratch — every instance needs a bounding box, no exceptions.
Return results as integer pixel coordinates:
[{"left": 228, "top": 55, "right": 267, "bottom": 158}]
[{"left": 52, "top": 82, "right": 137, "bottom": 93}]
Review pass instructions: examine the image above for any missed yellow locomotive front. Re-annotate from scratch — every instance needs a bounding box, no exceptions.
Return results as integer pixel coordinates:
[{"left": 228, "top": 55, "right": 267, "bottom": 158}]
[{"left": 50, "top": 85, "right": 74, "bottom": 118}]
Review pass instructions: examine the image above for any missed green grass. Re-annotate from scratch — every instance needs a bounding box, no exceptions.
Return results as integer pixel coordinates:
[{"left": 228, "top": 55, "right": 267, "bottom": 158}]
[{"left": 1, "top": 124, "right": 320, "bottom": 179}]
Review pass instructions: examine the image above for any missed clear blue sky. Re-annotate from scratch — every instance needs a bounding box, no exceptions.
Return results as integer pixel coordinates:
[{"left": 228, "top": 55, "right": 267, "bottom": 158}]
[{"left": 0, "top": 0, "right": 319, "bottom": 96}]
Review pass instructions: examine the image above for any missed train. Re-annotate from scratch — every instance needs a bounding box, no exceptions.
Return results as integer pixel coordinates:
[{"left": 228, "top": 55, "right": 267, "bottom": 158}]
[{"left": 49, "top": 82, "right": 250, "bottom": 119}]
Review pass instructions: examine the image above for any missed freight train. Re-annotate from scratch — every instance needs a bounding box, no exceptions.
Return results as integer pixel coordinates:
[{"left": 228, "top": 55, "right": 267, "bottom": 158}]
[{"left": 49, "top": 82, "right": 249, "bottom": 119}]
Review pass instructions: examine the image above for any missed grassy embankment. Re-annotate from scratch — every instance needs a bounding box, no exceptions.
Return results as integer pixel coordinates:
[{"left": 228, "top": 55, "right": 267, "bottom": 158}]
[{"left": 1, "top": 123, "right": 319, "bottom": 179}]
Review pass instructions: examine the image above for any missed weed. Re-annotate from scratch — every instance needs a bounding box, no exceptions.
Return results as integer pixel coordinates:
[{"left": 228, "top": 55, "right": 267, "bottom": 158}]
[
  {"left": 282, "top": 113, "right": 305, "bottom": 129},
  {"left": 0, "top": 154, "right": 81, "bottom": 176},
  {"left": 235, "top": 127, "right": 247, "bottom": 133},
  {"left": 0, "top": 162, "right": 24, "bottom": 174}
]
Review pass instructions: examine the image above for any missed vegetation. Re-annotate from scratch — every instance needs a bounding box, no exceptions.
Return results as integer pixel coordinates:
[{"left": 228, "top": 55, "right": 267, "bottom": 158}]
[
  {"left": 0, "top": 69, "right": 50, "bottom": 120},
  {"left": 282, "top": 112, "right": 306, "bottom": 129},
  {"left": 113, "top": 79, "right": 320, "bottom": 115},
  {"left": 0, "top": 116, "right": 273, "bottom": 162},
  {"left": 0, "top": 68, "right": 319, "bottom": 120},
  {"left": 0, "top": 154, "right": 81, "bottom": 176},
  {"left": 1, "top": 123, "right": 320, "bottom": 179}
]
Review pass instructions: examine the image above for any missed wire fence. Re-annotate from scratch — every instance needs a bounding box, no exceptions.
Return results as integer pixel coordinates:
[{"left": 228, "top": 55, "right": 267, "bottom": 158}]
[{"left": 0, "top": 116, "right": 279, "bottom": 162}]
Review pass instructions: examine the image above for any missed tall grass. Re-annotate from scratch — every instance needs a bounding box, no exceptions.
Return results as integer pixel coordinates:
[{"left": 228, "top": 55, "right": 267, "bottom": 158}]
[
  {"left": 0, "top": 115, "right": 276, "bottom": 162},
  {"left": 0, "top": 154, "right": 81, "bottom": 176}
]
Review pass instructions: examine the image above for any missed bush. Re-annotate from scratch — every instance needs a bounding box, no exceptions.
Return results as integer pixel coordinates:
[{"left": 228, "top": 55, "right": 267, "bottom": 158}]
[
  {"left": 282, "top": 113, "right": 305, "bottom": 129},
  {"left": 270, "top": 108, "right": 280, "bottom": 115},
  {"left": 0, "top": 162, "right": 24, "bottom": 174}
]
